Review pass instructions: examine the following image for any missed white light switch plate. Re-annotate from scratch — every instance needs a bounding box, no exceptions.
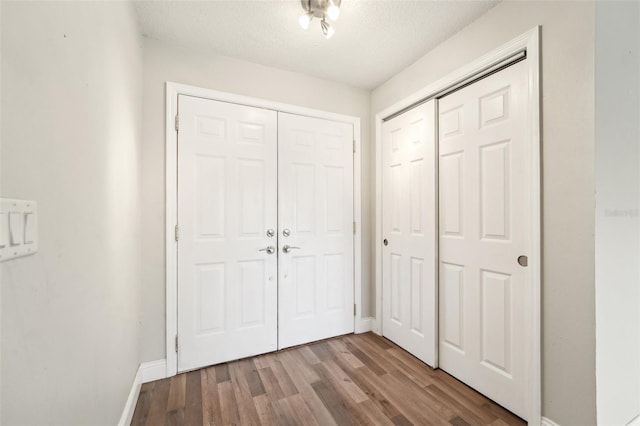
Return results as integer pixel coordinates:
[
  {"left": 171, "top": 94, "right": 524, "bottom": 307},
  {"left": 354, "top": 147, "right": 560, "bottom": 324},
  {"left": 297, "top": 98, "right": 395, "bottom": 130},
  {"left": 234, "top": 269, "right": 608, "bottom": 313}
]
[{"left": 0, "top": 198, "right": 38, "bottom": 262}]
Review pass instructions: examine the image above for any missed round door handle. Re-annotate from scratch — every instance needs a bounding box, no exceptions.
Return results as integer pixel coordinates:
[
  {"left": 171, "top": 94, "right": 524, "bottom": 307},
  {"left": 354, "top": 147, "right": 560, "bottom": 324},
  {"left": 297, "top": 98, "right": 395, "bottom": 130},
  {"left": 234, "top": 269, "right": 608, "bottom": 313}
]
[
  {"left": 266, "top": 229, "right": 275, "bottom": 238},
  {"left": 383, "top": 239, "right": 388, "bottom": 246},
  {"left": 259, "top": 246, "right": 276, "bottom": 255},
  {"left": 517, "top": 255, "right": 528, "bottom": 267},
  {"left": 282, "top": 229, "right": 291, "bottom": 237}
]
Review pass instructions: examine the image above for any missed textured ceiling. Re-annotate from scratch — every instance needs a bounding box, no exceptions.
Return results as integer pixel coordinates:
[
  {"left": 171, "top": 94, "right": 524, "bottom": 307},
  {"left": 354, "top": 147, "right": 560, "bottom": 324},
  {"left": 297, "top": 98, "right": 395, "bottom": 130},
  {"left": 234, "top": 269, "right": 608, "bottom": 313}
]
[{"left": 134, "top": 0, "right": 499, "bottom": 90}]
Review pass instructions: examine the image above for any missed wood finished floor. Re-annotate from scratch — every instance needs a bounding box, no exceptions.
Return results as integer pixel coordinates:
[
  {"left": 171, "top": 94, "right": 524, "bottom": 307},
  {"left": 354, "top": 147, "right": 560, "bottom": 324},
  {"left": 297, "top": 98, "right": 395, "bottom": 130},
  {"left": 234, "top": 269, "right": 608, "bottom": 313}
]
[{"left": 131, "top": 332, "right": 525, "bottom": 426}]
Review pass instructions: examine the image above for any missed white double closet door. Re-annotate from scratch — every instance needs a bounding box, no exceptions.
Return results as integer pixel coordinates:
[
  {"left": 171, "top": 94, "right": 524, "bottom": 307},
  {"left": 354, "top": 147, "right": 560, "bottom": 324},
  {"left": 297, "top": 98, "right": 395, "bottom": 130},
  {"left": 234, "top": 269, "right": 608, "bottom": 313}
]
[
  {"left": 176, "top": 95, "right": 354, "bottom": 372},
  {"left": 382, "top": 60, "right": 531, "bottom": 420}
]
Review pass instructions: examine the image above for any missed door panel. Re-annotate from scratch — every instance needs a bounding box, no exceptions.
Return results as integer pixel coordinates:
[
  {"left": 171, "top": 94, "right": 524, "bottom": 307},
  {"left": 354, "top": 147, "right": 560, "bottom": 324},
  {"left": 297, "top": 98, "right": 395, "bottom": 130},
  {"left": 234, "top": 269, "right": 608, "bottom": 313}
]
[
  {"left": 382, "top": 101, "right": 437, "bottom": 366},
  {"left": 278, "top": 112, "right": 354, "bottom": 349},
  {"left": 177, "top": 95, "right": 278, "bottom": 372},
  {"left": 438, "top": 59, "right": 529, "bottom": 419}
]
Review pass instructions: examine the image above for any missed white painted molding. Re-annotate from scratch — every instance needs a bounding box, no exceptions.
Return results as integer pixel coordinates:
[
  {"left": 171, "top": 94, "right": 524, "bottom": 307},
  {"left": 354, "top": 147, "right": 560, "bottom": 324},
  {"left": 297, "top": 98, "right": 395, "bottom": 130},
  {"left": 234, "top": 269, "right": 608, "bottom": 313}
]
[
  {"left": 118, "top": 360, "right": 167, "bottom": 426},
  {"left": 141, "top": 359, "right": 167, "bottom": 384},
  {"left": 118, "top": 366, "right": 142, "bottom": 426},
  {"left": 627, "top": 413, "right": 640, "bottom": 426},
  {"left": 355, "top": 317, "right": 374, "bottom": 333},
  {"left": 541, "top": 417, "right": 560, "bottom": 426}
]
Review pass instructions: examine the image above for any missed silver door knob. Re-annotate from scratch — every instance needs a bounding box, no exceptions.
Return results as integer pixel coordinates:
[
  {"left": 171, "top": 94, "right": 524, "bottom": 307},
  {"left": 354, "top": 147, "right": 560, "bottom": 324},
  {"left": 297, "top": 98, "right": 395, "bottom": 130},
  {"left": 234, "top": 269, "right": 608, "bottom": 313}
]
[
  {"left": 282, "top": 245, "right": 300, "bottom": 253},
  {"left": 282, "top": 229, "right": 291, "bottom": 237},
  {"left": 266, "top": 229, "right": 275, "bottom": 238},
  {"left": 259, "top": 246, "right": 276, "bottom": 255},
  {"left": 517, "top": 255, "right": 528, "bottom": 267}
]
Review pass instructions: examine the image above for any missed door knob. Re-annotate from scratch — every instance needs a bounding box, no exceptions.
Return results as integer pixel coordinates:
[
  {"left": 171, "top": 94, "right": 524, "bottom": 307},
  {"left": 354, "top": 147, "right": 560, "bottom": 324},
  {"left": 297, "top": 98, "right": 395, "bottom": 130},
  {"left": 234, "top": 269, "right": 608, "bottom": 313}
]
[
  {"left": 517, "top": 255, "right": 528, "bottom": 267},
  {"left": 266, "top": 229, "right": 275, "bottom": 238},
  {"left": 282, "top": 245, "right": 300, "bottom": 253},
  {"left": 383, "top": 239, "right": 388, "bottom": 246},
  {"left": 259, "top": 246, "right": 276, "bottom": 255},
  {"left": 282, "top": 228, "right": 291, "bottom": 237}
]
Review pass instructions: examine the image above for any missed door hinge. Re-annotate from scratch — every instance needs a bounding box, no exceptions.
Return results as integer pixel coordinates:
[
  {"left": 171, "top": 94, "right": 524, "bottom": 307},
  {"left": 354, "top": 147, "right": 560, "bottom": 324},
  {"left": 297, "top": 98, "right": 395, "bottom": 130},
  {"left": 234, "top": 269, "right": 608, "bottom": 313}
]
[
  {"left": 175, "top": 225, "right": 179, "bottom": 242},
  {"left": 353, "top": 140, "right": 356, "bottom": 153},
  {"left": 175, "top": 335, "right": 179, "bottom": 353},
  {"left": 353, "top": 221, "right": 356, "bottom": 235},
  {"left": 175, "top": 114, "right": 179, "bottom": 132},
  {"left": 354, "top": 304, "right": 357, "bottom": 316}
]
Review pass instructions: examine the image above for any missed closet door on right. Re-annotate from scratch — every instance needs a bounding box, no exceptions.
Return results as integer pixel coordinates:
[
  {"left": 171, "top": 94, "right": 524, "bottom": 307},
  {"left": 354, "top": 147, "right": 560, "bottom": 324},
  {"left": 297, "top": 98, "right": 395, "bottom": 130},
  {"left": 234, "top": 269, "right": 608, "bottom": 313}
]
[{"left": 438, "top": 59, "right": 531, "bottom": 420}]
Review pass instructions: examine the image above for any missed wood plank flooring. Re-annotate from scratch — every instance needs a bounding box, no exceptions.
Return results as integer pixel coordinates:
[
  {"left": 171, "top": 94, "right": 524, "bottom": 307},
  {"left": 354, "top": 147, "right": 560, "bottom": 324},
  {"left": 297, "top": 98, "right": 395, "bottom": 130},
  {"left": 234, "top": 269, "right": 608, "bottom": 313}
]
[{"left": 131, "top": 332, "right": 525, "bottom": 426}]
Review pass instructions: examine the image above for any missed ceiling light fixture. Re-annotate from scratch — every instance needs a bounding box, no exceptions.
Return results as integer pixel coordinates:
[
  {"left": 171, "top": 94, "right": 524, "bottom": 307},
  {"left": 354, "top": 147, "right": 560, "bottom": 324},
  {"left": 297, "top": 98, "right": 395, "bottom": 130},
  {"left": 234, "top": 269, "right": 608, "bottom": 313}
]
[
  {"left": 299, "top": 0, "right": 341, "bottom": 39},
  {"left": 320, "top": 18, "right": 335, "bottom": 39}
]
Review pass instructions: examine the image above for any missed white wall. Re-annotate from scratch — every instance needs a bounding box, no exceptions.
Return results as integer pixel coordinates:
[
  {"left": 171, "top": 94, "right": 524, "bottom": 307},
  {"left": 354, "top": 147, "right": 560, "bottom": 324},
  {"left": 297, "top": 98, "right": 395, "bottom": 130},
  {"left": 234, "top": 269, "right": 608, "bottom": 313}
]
[
  {"left": 595, "top": 2, "right": 640, "bottom": 425},
  {"left": 372, "top": 2, "right": 596, "bottom": 424},
  {"left": 140, "top": 38, "right": 372, "bottom": 363},
  {"left": 0, "top": 2, "right": 143, "bottom": 424}
]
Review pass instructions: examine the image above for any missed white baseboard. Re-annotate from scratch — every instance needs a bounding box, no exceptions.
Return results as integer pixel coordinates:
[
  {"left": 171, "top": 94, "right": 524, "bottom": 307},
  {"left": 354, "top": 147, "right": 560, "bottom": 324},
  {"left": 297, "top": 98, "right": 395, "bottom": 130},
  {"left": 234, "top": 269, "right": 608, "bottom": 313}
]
[
  {"left": 627, "top": 413, "right": 640, "bottom": 426},
  {"left": 541, "top": 417, "right": 560, "bottom": 426},
  {"left": 141, "top": 359, "right": 167, "bottom": 383},
  {"left": 355, "top": 316, "right": 374, "bottom": 333},
  {"left": 118, "top": 366, "right": 142, "bottom": 426},
  {"left": 118, "top": 359, "right": 167, "bottom": 426}
]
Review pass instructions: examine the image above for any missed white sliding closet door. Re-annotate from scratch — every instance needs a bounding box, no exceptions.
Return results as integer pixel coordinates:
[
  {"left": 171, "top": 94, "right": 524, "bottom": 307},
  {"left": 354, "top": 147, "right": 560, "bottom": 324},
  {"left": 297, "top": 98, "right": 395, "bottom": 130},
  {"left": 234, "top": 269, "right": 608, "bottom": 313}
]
[
  {"left": 438, "top": 60, "right": 530, "bottom": 419},
  {"left": 381, "top": 100, "right": 437, "bottom": 366},
  {"left": 277, "top": 112, "right": 355, "bottom": 349},
  {"left": 177, "top": 95, "right": 278, "bottom": 372}
]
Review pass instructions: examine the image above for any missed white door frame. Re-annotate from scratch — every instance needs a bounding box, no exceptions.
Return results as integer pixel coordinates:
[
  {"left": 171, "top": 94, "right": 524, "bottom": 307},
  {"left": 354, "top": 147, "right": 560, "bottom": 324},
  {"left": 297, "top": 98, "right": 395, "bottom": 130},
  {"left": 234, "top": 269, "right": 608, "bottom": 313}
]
[
  {"left": 165, "top": 82, "right": 363, "bottom": 378},
  {"left": 374, "top": 27, "right": 541, "bottom": 424}
]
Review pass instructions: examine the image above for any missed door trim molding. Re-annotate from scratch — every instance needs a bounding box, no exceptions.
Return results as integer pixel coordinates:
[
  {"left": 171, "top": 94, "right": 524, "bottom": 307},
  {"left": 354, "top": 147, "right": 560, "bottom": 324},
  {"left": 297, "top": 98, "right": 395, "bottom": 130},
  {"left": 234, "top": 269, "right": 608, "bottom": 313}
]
[
  {"left": 165, "top": 82, "right": 363, "bottom": 378},
  {"left": 374, "top": 27, "right": 541, "bottom": 424}
]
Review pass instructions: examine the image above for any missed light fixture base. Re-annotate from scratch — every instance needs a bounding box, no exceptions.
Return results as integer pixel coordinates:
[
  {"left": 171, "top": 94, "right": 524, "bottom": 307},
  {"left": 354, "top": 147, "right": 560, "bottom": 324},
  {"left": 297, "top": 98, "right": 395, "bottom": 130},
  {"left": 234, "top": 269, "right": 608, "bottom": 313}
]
[{"left": 299, "top": 0, "right": 341, "bottom": 37}]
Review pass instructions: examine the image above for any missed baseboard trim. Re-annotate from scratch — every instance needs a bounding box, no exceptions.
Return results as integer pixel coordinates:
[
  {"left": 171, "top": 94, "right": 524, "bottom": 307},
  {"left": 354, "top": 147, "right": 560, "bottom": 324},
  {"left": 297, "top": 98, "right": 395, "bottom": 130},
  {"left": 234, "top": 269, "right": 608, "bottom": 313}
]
[
  {"left": 141, "top": 359, "right": 167, "bottom": 383},
  {"left": 541, "top": 417, "right": 560, "bottom": 426},
  {"left": 118, "top": 366, "right": 142, "bottom": 426},
  {"left": 118, "top": 360, "right": 167, "bottom": 426},
  {"left": 355, "top": 316, "right": 374, "bottom": 333},
  {"left": 627, "top": 413, "right": 640, "bottom": 426}
]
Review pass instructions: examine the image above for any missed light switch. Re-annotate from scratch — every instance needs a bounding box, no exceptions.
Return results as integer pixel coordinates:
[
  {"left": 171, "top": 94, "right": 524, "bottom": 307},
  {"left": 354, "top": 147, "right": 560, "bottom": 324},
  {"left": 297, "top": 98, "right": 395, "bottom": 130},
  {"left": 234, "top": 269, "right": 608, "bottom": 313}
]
[
  {"left": 9, "top": 212, "right": 23, "bottom": 246},
  {"left": 0, "top": 212, "right": 7, "bottom": 248},
  {"left": 24, "top": 212, "right": 35, "bottom": 244},
  {"left": 1, "top": 198, "right": 38, "bottom": 262}
]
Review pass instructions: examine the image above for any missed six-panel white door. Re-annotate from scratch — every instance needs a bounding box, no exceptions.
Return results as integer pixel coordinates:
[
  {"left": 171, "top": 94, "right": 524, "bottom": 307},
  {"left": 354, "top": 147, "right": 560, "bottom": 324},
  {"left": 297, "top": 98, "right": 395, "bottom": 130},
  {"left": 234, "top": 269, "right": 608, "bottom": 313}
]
[
  {"left": 438, "top": 60, "right": 530, "bottom": 419},
  {"left": 277, "top": 112, "right": 355, "bottom": 349},
  {"left": 177, "top": 95, "right": 278, "bottom": 372},
  {"left": 381, "top": 101, "right": 437, "bottom": 366}
]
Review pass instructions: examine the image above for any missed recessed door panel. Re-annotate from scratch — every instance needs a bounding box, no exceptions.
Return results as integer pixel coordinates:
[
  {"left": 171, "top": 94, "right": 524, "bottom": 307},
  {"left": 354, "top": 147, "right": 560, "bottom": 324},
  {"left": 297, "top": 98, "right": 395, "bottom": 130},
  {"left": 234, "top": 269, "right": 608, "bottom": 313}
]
[
  {"left": 441, "top": 152, "right": 464, "bottom": 237},
  {"left": 238, "top": 159, "right": 266, "bottom": 237},
  {"left": 195, "top": 263, "right": 225, "bottom": 335},
  {"left": 278, "top": 112, "right": 354, "bottom": 349},
  {"left": 410, "top": 257, "right": 424, "bottom": 335},
  {"left": 325, "top": 166, "right": 345, "bottom": 234},
  {"left": 196, "top": 156, "right": 225, "bottom": 239},
  {"left": 293, "top": 255, "right": 316, "bottom": 318},
  {"left": 480, "top": 141, "right": 511, "bottom": 241},
  {"left": 480, "top": 269, "right": 512, "bottom": 376},
  {"left": 238, "top": 260, "right": 266, "bottom": 328},
  {"left": 438, "top": 60, "right": 529, "bottom": 419},
  {"left": 382, "top": 100, "right": 437, "bottom": 366},
  {"left": 441, "top": 262, "right": 464, "bottom": 352},
  {"left": 293, "top": 164, "right": 316, "bottom": 234}
]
